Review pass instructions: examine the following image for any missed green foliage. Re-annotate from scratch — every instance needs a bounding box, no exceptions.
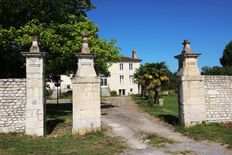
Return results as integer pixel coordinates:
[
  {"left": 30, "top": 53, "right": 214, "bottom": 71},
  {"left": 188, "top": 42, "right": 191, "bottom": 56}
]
[
  {"left": 201, "top": 66, "right": 232, "bottom": 75},
  {"left": 0, "top": 27, "right": 25, "bottom": 78},
  {"left": 134, "top": 62, "right": 170, "bottom": 104},
  {"left": 161, "top": 72, "right": 178, "bottom": 91},
  {"left": 0, "top": 1, "right": 120, "bottom": 78},
  {"left": 220, "top": 41, "right": 232, "bottom": 67},
  {"left": 0, "top": 0, "right": 95, "bottom": 28},
  {"left": 110, "top": 90, "right": 118, "bottom": 96}
]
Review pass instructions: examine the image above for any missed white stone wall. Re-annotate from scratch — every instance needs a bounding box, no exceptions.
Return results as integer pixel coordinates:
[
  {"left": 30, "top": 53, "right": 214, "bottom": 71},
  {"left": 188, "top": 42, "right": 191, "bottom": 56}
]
[
  {"left": 0, "top": 79, "right": 26, "bottom": 133},
  {"left": 204, "top": 75, "right": 232, "bottom": 122},
  {"left": 108, "top": 62, "right": 140, "bottom": 95}
]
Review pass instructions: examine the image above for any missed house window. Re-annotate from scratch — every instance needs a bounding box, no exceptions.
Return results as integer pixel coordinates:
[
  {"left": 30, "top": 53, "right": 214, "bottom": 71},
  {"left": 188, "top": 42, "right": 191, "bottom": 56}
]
[
  {"left": 130, "top": 88, "right": 133, "bottom": 92},
  {"left": 129, "top": 63, "right": 133, "bottom": 70},
  {"left": 120, "top": 75, "right": 124, "bottom": 84},
  {"left": 129, "top": 75, "right": 133, "bottom": 84},
  {"left": 120, "top": 63, "right": 123, "bottom": 70},
  {"left": 101, "top": 77, "right": 107, "bottom": 86},
  {"left": 67, "top": 85, "right": 71, "bottom": 89}
]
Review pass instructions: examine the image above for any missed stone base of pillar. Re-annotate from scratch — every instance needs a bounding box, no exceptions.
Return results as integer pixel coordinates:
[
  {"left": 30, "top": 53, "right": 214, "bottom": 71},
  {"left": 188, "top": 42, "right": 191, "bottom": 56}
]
[
  {"left": 72, "top": 77, "right": 101, "bottom": 135},
  {"left": 179, "top": 78, "right": 206, "bottom": 127}
]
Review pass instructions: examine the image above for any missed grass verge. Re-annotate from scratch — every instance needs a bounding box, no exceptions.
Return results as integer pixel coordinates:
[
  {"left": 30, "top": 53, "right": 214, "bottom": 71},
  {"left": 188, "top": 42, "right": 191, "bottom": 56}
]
[
  {"left": 58, "top": 91, "right": 72, "bottom": 99},
  {"left": 0, "top": 131, "right": 126, "bottom": 155},
  {"left": 132, "top": 94, "right": 179, "bottom": 125},
  {"left": 132, "top": 94, "right": 232, "bottom": 148},
  {"left": 145, "top": 133, "right": 175, "bottom": 148},
  {"left": 175, "top": 123, "right": 232, "bottom": 148},
  {"left": 0, "top": 103, "right": 126, "bottom": 155}
]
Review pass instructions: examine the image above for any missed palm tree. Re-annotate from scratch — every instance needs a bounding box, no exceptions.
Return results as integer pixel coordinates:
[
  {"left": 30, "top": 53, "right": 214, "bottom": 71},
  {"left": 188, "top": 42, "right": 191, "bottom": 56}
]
[{"left": 134, "top": 62, "right": 169, "bottom": 104}]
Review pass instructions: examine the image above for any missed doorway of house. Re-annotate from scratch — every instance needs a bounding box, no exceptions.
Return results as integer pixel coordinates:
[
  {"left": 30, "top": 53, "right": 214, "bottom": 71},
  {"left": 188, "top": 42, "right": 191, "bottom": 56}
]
[{"left": 119, "top": 89, "right": 126, "bottom": 96}]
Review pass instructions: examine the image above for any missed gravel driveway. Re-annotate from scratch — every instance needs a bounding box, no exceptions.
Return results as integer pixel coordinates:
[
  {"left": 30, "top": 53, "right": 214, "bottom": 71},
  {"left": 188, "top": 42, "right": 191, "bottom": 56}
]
[{"left": 101, "top": 96, "right": 232, "bottom": 155}]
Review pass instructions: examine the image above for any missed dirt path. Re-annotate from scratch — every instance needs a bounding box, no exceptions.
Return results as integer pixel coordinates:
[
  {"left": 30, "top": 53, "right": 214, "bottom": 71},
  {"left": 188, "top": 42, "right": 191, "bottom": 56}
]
[{"left": 101, "top": 96, "right": 232, "bottom": 155}]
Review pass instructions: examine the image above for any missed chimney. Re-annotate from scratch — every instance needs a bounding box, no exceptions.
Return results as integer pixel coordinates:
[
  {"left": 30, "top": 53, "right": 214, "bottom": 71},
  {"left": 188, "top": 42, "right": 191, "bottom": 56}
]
[{"left": 132, "top": 50, "right": 136, "bottom": 58}]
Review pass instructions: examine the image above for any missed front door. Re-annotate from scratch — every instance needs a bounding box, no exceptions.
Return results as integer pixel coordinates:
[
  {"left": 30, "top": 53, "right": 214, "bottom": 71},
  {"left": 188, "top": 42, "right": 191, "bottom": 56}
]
[{"left": 119, "top": 89, "right": 125, "bottom": 96}]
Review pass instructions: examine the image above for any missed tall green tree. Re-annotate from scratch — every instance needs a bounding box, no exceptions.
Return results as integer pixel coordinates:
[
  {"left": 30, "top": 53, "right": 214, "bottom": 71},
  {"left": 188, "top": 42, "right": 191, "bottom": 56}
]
[
  {"left": 0, "top": 0, "right": 120, "bottom": 79},
  {"left": 201, "top": 66, "right": 232, "bottom": 75},
  {"left": 0, "top": 0, "right": 94, "bottom": 28},
  {"left": 201, "top": 41, "right": 232, "bottom": 76},
  {"left": 220, "top": 41, "right": 232, "bottom": 67},
  {"left": 134, "top": 62, "right": 169, "bottom": 104}
]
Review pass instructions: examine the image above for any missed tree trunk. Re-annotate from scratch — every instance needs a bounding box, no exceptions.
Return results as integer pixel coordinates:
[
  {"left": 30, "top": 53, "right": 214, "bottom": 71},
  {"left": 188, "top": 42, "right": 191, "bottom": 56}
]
[
  {"left": 154, "top": 90, "right": 159, "bottom": 104},
  {"left": 142, "top": 85, "right": 145, "bottom": 98},
  {"left": 154, "top": 86, "right": 161, "bottom": 104}
]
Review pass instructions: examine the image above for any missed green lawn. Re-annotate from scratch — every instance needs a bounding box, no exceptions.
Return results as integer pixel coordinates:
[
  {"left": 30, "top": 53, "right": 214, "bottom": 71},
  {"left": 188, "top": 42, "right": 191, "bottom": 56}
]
[
  {"left": 0, "top": 103, "right": 126, "bottom": 155},
  {"left": 132, "top": 94, "right": 179, "bottom": 125},
  {"left": 132, "top": 94, "right": 232, "bottom": 148},
  {"left": 58, "top": 91, "right": 72, "bottom": 99}
]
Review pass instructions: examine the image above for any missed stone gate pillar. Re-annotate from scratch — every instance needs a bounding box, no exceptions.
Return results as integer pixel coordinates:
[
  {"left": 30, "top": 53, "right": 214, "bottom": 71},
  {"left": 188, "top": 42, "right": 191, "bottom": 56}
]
[
  {"left": 22, "top": 37, "right": 46, "bottom": 136},
  {"left": 72, "top": 34, "right": 101, "bottom": 135},
  {"left": 175, "top": 40, "right": 206, "bottom": 127}
]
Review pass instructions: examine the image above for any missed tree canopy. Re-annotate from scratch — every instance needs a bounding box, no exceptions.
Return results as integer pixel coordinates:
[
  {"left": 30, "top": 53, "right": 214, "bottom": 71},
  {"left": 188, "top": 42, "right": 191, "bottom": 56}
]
[
  {"left": 201, "top": 66, "right": 232, "bottom": 75},
  {"left": 134, "top": 62, "right": 170, "bottom": 104},
  {"left": 202, "top": 41, "right": 232, "bottom": 76},
  {"left": 0, "top": 0, "right": 121, "bottom": 79},
  {"left": 220, "top": 41, "right": 232, "bottom": 67},
  {"left": 0, "top": 0, "right": 94, "bottom": 28}
]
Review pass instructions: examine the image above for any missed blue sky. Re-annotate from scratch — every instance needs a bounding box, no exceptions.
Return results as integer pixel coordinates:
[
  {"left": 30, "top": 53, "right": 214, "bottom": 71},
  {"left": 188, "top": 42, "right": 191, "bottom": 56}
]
[{"left": 87, "top": 0, "right": 232, "bottom": 72}]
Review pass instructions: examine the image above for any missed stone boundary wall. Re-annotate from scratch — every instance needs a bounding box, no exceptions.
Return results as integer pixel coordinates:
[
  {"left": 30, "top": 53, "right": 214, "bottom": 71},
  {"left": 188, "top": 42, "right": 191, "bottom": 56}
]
[
  {"left": 0, "top": 79, "right": 26, "bottom": 132},
  {"left": 203, "top": 75, "right": 232, "bottom": 122}
]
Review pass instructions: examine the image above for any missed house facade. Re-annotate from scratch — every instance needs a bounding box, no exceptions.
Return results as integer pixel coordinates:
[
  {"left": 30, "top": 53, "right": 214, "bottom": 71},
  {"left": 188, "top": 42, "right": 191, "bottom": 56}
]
[
  {"left": 101, "top": 51, "right": 142, "bottom": 96},
  {"left": 47, "top": 51, "right": 142, "bottom": 97},
  {"left": 47, "top": 75, "right": 73, "bottom": 98}
]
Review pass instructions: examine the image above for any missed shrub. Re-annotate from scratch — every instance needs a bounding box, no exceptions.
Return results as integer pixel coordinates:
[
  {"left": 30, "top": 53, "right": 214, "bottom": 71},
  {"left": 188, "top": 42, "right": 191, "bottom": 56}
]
[{"left": 110, "top": 90, "right": 117, "bottom": 96}]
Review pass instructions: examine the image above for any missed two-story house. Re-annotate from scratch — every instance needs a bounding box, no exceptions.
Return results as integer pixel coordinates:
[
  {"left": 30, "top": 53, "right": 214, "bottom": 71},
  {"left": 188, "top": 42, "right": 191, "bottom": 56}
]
[{"left": 101, "top": 51, "right": 142, "bottom": 96}]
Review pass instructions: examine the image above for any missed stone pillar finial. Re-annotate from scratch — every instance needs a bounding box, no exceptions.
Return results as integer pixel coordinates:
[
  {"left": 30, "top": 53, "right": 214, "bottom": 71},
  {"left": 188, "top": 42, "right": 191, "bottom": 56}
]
[
  {"left": 30, "top": 36, "right": 40, "bottom": 53},
  {"left": 182, "top": 39, "right": 192, "bottom": 54},
  {"left": 81, "top": 32, "right": 90, "bottom": 54}
]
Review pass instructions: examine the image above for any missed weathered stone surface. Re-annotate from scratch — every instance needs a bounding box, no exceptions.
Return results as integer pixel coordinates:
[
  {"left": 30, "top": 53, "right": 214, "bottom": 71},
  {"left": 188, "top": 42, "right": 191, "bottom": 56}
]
[
  {"left": 0, "top": 79, "right": 26, "bottom": 133},
  {"left": 204, "top": 75, "right": 232, "bottom": 122},
  {"left": 72, "top": 35, "right": 101, "bottom": 135},
  {"left": 175, "top": 40, "right": 206, "bottom": 127},
  {"left": 22, "top": 38, "right": 46, "bottom": 136},
  {"left": 72, "top": 59, "right": 101, "bottom": 135}
]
